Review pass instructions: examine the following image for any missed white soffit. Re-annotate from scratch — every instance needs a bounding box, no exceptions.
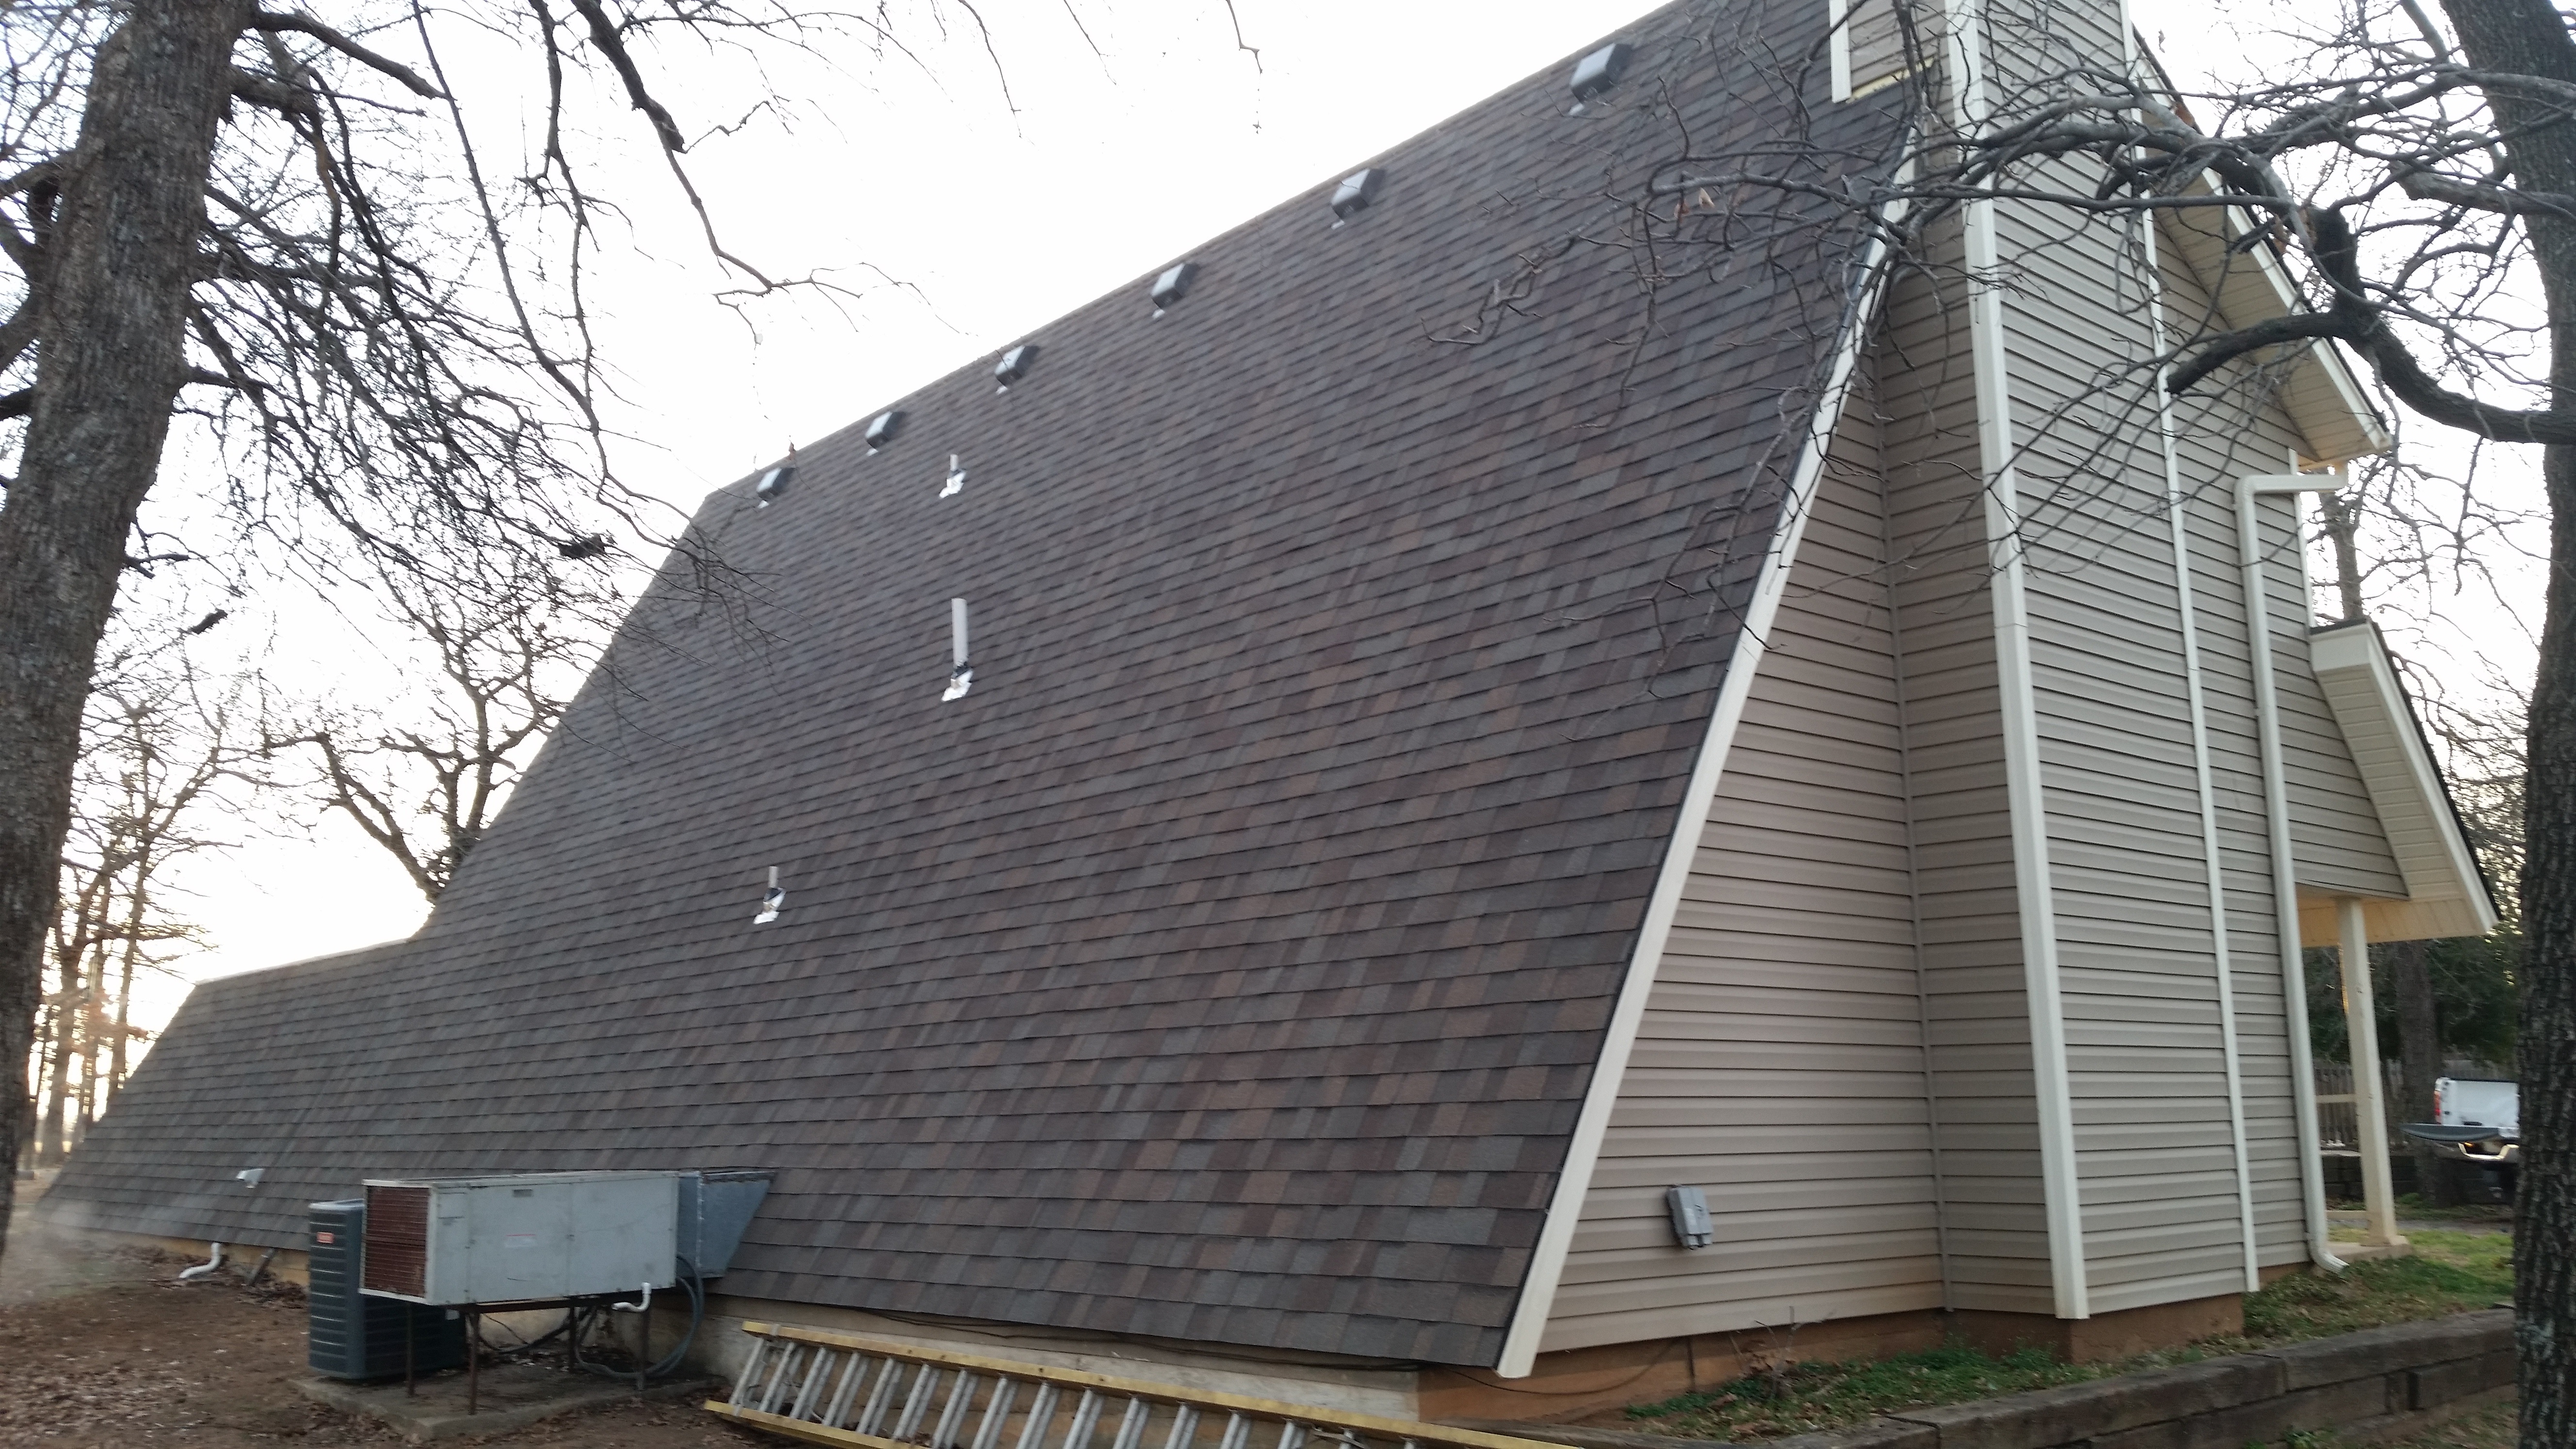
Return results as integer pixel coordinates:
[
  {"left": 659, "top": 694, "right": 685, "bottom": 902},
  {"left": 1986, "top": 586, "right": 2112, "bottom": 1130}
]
[
  {"left": 2156, "top": 193, "right": 2389, "bottom": 467},
  {"left": 2297, "top": 622, "right": 2499, "bottom": 944}
]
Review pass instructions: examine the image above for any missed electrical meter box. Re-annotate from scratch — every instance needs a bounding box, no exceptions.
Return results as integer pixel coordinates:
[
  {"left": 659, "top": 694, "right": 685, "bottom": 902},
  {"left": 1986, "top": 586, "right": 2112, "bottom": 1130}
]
[{"left": 360, "top": 1170, "right": 681, "bottom": 1305}]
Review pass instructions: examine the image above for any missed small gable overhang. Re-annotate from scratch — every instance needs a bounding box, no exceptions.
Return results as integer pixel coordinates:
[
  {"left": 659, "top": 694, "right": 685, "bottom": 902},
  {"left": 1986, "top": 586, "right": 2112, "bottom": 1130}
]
[
  {"left": 2294, "top": 621, "right": 2499, "bottom": 944},
  {"left": 2157, "top": 194, "right": 2389, "bottom": 469}
]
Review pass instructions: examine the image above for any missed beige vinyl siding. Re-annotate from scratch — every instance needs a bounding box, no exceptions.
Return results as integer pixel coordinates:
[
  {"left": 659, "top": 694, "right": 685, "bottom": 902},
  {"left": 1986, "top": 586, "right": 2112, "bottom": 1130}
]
[
  {"left": 1978, "top": 0, "right": 2260, "bottom": 1306},
  {"left": 1875, "top": 246, "right": 2051, "bottom": 1314},
  {"left": 2146, "top": 223, "right": 2390, "bottom": 1266},
  {"left": 1539, "top": 401, "right": 1945, "bottom": 1354}
]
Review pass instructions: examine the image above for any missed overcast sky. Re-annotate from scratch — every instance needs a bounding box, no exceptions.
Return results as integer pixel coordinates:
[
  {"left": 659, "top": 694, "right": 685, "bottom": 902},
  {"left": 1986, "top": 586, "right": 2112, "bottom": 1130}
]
[{"left": 126, "top": 0, "right": 2546, "bottom": 1039}]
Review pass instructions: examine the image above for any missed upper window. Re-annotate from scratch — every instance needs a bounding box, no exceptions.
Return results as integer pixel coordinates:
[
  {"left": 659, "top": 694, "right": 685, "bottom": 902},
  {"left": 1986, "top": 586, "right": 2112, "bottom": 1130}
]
[{"left": 1830, "top": 0, "right": 1932, "bottom": 102}]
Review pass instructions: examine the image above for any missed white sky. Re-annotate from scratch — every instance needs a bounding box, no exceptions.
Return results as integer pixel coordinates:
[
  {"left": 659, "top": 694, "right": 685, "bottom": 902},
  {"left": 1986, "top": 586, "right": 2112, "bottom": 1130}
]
[{"left": 122, "top": 0, "right": 2548, "bottom": 1044}]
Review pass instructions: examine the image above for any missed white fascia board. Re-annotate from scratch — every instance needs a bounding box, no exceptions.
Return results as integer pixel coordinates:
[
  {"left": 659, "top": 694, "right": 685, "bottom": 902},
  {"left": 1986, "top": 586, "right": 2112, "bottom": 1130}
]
[
  {"left": 2153, "top": 193, "right": 2389, "bottom": 465},
  {"left": 1487, "top": 193, "right": 1908, "bottom": 1381},
  {"left": 2302, "top": 622, "right": 2499, "bottom": 941}
]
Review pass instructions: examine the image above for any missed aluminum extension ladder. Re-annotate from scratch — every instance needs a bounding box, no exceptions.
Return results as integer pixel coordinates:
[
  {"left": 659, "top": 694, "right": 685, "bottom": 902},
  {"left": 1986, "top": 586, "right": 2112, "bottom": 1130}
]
[{"left": 705, "top": 1321, "right": 1570, "bottom": 1449}]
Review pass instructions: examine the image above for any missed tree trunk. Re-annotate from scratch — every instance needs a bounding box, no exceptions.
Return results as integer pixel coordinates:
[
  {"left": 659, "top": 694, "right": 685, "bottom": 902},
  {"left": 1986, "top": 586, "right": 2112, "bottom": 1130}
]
[
  {"left": 34, "top": 968, "right": 67, "bottom": 1166},
  {"left": 2317, "top": 490, "right": 2366, "bottom": 623},
  {"left": 106, "top": 933, "right": 137, "bottom": 1109},
  {"left": 0, "top": 0, "right": 250, "bottom": 1255},
  {"left": 2441, "top": 4, "right": 2576, "bottom": 1443},
  {"left": 74, "top": 938, "right": 103, "bottom": 1144},
  {"left": 2386, "top": 940, "right": 2459, "bottom": 1206}
]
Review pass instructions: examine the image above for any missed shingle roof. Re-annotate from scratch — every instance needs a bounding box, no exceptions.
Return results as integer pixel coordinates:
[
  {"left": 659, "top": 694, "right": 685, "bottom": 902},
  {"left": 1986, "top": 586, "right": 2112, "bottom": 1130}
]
[{"left": 50, "top": 0, "right": 1902, "bottom": 1367}]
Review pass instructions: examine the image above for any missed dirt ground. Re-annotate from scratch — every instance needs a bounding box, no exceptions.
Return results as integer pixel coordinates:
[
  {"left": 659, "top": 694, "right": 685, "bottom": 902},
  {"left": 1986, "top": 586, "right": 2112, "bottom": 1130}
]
[{"left": 0, "top": 1214, "right": 764, "bottom": 1448}]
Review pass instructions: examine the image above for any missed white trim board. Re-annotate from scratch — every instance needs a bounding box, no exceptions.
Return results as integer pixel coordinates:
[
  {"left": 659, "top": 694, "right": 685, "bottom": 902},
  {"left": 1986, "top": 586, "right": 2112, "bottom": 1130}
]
[
  {"left": 1488, "top": 205, "right": 1908, "bottom": 1381},
  {"left": 1943, "top": 0, "right": 2087, "bottom": 1322}
]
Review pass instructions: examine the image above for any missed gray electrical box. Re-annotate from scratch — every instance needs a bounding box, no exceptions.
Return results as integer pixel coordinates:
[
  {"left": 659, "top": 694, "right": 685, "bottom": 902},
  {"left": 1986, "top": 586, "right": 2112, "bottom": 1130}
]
[
  {"left": 361, "top": 1171, "right": 681, "bottom": 1305},
  {"left": 1666, "top": 1184, "right": 1714, "bottom": 1250}
]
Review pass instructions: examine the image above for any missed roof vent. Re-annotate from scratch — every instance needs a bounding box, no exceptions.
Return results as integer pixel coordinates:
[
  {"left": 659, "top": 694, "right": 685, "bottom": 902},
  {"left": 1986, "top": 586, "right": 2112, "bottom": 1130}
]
[
  {"left": 754, "top": 462, "right": 795, "bottom": 507},
  {"left": 1150, "top": 262, "right": 1198, "bottom": 317},
  {"left": 865, "top": 410, "right": 903, "bottom": 453},
  {"left": 994, "top": 344, "right": 1038, "bottom": 392},
  {"left": 941, "top": 453, "right": 966, "bottom": 499},
  {"left": 754, "top": 867, "right": 783, "bottom": 925},
  {"left": 1329, "top": 169, "right": 1384, "bottom": 226},
  {"left": 943, "top": 597, "right": 973, "bottom": 701},
  {"left": 1567, "top": 42, "right": 1633, "bottom": 113}
]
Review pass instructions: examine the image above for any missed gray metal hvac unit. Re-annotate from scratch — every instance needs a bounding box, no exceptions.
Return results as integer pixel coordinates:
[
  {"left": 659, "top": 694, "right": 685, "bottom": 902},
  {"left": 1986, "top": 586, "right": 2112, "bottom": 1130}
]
[
  {"left": 361, "top": 1170, "right": 683, "bottom": 1304},
  {"left": 307, "top": 1199, "right": 467, "bottom": 1380}
]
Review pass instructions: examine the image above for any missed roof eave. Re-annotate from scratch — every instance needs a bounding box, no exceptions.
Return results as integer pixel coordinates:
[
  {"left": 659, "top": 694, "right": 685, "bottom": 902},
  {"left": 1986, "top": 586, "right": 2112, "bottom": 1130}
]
[
  {"left": 2155, "top": 196, "right": 2391, "bottom": 468},
  {"left": 2299, "top": 620, "right": 2500, "bottom": 943}
]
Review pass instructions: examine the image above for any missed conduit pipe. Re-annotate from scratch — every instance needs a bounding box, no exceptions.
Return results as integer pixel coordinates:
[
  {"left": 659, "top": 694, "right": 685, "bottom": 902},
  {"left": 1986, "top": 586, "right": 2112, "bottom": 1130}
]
[
  {"left": 2238, "top": 469, "right": 2346, "bottom": 1272},
  {"left": 178, "top": 1242, "right": 226, "bottom": 1281}
]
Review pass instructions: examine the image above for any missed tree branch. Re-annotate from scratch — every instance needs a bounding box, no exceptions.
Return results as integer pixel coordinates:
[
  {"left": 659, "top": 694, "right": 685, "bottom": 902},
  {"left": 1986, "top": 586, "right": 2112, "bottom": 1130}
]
[
  {"left": 2396, "top": 168, "right": 2576, "bottom": 221},
  {"left": 229, "top": 67, "right": 317, "bottom": 118},
  {"left": 562, "top": 0, "right": 686, "bottom": 153},
  {"left": 251, "top": 12, "right": 444, "bottom": 99}
]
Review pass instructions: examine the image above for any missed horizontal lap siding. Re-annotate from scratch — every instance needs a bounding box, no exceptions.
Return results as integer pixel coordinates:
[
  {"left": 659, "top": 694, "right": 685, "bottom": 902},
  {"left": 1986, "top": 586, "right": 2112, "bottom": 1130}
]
[
  {"left": 2150, "top": 239, "right": 2344, "bottom": 1266},
  {"left": 1879, "top": 251, "right": 2048, "bottom": 1315},
  {"left": 1544, "top": 404, "right": 1944, "bottom": 1353},
  {"left": 1990, "top": 94, "right": 2251, "bottom": 1311}
]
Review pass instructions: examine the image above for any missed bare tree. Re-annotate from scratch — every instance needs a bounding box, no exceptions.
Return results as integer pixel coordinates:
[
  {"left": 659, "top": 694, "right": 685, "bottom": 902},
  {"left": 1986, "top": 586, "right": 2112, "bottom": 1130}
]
[
  {"left": 32, "top": 638, "right": 257, "bottom": 1163},
  {"left": 270, "top": 555, "right": 588, "bottom": 902},
  {"left": 0, "top": 0, "right": 1047, "bottom": 1252}
]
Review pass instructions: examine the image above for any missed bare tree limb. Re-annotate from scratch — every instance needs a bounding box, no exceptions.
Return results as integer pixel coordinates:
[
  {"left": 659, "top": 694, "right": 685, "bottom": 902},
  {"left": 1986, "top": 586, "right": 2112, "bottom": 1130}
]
[{"left": 251, "top": 11, "right": 445, "bottom": 99}]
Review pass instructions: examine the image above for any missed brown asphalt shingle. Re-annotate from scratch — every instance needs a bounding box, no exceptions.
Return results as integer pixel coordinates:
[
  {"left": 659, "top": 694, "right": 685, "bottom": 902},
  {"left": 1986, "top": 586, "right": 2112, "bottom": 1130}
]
[{"left": 50, "top": 0, "right": 1905, "bottom": 1367}]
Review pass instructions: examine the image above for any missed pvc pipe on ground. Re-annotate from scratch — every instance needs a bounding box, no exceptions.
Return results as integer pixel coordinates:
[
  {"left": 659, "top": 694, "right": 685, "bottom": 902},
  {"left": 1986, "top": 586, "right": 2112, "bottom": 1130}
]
[{"left": 178, "top": 1242, "right": 225, "bottom": 1281}]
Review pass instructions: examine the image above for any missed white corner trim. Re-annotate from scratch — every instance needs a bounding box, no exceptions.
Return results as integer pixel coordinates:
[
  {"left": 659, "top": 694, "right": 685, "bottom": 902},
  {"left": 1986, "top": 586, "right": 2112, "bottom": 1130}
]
[
  {"left": 1943, "top": 0, "right": 2086, "bottom": 1322},
  {"left": 1489, "top": 209, "right": 1904, "bottom": 1381},
  {"left": 2135, "top": 160, "right": 2261, "bottom": 1295},
  {"left": 2236, "top": 474, "right": 2347, "bottom": 1273},
  {"left": 1829, "top": 0, "right": 1855, "bottom": 101}
]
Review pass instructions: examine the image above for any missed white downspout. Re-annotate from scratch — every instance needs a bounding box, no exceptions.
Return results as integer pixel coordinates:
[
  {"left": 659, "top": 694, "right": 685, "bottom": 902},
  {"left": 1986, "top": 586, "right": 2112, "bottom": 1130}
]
[{"left": 2238, "top": 471, "right": 2346, "bottom": 1272}]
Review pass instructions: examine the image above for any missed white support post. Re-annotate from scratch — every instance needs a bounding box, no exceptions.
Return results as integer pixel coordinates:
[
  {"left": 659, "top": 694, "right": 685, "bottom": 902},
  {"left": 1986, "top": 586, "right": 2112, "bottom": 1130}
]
[{"left": 2339, "top": 895, "right": 2406, "bottom": 1248}]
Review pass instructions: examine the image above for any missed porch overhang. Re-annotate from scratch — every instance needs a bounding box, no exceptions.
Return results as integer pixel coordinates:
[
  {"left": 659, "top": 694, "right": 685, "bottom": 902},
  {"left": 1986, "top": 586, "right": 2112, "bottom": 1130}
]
[{"left": 2294, "top": 621, "right": 2499, "bottom": 944}]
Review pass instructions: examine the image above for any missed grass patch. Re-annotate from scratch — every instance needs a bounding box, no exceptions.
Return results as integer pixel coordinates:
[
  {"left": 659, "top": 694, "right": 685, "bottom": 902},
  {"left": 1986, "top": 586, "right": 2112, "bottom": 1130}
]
[
  {"left": 1621, "top": 1343, "right": 2111, "bottom": 1443},
  {"left": 1618, "top": 1232, "right": 2513, "bottom": 1443},
  {"left": 2252, "top": 1230, "right": 2514, "bottom": 1340},
  {"left": 2391, "top": 1194, "right": 2516, "bottom": 1222}
]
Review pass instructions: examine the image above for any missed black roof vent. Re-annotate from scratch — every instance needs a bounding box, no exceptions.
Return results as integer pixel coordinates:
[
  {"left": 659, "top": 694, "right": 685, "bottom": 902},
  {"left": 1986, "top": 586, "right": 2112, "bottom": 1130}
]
[
  {"left": 994, "top": 344, "right": 1038, "bottom": 392},
  {"left": 865, "top": 410, "right": 903, "bottom": 453},
  {"left": 1150, "top": 262, "right": 1197, "bottom": 316},
  {"left": 1568, "top": 43, "right": 1632, "bottom": 113},
  {"left": 1330, "top": 169, "right": 1384, "bottom": 226},
  {"left": 755, "top": 463, "right": 795, "bottom": 507}
]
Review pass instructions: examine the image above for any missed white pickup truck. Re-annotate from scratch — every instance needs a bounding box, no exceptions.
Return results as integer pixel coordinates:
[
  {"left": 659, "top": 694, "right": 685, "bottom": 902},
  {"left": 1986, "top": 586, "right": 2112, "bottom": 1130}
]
[{"left": 2401, "top": 1077, "right": 2519, "bottom": 1198}]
